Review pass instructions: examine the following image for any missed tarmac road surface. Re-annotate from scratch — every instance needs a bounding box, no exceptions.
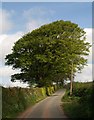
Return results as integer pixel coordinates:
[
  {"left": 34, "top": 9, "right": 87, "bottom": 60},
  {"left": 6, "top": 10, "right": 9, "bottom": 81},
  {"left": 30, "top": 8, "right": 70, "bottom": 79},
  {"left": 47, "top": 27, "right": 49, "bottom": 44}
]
[{"left": 18, "top": 89, "right": 67, "bottom": 118}]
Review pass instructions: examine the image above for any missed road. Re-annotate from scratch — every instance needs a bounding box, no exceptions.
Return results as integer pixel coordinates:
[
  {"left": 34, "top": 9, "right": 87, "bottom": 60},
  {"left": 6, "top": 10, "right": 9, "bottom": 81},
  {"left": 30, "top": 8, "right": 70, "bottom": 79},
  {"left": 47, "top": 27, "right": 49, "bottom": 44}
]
[{"left": 18, "top": 89, "right": 67, "bottom": 118}]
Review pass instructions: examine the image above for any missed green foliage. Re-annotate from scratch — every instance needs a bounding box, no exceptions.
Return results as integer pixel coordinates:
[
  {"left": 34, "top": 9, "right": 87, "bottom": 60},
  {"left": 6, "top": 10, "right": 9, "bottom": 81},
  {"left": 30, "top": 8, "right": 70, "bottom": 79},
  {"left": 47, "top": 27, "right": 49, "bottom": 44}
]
[
  {"left": 5, "top": 20, "right": 90, "bottom": 86},
  {"left": 91, "top": 82, "right": 94, "bottom": 117},
  {"left": 62, "top": 89, "right": 80, "bottom": 103},
  {"left": 63, "top": 102, "right": 91, "bottom": 118},
  {"left": 41, "top": 87, "right": 46, "bottom": 97},
  {"left": 2, "top": 86, "right": 56, "bottom": 118},
  {"left": 62, "top": 82, "right": 93, "bottom": 118},
  {"left": 72, "top": 82, "right": 92, "bottom": 97},
  {"left": 45, "top": 86, "right": 55, "bottom": 96}
]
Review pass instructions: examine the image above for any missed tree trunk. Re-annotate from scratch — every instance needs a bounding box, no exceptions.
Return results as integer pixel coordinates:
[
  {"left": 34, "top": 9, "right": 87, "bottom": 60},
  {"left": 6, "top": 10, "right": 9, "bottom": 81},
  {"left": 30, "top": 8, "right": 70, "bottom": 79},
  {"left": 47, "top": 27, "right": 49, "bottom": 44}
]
[
  {"left": 70, "top": 78, "right": 73, "bottom": 96},
  {"left": 56, "top": 80, "right": 59, "bottom": 89},
  {"left": 61, "top": 80, "right": 64, "bottom": 87},
  {"left": 70, "top": 61, "right": 73, "bottom": 96}
]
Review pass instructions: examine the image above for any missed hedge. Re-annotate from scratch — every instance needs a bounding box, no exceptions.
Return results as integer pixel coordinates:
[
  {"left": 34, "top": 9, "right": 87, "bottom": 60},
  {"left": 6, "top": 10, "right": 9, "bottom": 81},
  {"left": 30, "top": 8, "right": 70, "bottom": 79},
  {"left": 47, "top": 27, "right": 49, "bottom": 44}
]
[{"left": 2, "top": 85, "right": 58, "bottom": 118}]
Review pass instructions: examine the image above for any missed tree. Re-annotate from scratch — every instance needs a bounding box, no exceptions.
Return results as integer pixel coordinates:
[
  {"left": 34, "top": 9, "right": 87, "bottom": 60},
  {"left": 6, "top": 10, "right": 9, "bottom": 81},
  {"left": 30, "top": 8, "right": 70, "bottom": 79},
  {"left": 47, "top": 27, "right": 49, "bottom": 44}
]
[{"left": 5, "top": 20, "right": 90, "bottom": 91}]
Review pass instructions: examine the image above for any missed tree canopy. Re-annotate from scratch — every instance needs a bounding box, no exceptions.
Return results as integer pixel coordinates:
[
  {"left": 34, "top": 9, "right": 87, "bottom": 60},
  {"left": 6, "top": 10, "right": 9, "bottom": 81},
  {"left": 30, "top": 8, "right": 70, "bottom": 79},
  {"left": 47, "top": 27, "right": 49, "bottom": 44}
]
[{"left": 5, "top": 20, "right": 91, "bottom": 87}]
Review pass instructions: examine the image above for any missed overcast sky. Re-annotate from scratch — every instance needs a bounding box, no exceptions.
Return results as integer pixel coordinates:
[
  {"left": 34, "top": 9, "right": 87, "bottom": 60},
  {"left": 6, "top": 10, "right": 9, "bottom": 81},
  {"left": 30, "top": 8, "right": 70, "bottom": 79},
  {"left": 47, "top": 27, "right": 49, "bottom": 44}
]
[{"left": 0, "top": 2, "right": 92, "bottom": 87}]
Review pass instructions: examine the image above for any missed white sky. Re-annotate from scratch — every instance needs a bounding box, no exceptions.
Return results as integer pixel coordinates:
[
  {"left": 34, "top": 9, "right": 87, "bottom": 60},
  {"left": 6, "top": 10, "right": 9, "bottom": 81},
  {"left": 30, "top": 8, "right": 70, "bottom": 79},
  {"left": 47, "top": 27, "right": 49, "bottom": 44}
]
[{"left": 0, "top": 2, "right": 93, "bottom": 87}]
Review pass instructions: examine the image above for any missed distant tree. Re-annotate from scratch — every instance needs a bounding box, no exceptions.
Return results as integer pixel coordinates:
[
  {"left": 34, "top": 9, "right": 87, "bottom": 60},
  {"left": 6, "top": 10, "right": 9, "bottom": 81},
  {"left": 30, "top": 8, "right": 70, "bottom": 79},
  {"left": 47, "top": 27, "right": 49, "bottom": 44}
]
[{"left": 5, "top": 20, "right": 90, "bottom": 93}]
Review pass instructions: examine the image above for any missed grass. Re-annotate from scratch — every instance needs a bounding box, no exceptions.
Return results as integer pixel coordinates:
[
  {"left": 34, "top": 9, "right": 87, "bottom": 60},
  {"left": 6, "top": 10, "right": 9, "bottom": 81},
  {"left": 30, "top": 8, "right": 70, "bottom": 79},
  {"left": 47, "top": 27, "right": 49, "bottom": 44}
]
[
  {"left": 61, "top": 82, "right": 93, "bottom": 118},
  {"left": 62, "top": 101, "right": 91, "bottom": 118},
  {"left": 62, "top": 90, "right": 80, "bottom": 103}
]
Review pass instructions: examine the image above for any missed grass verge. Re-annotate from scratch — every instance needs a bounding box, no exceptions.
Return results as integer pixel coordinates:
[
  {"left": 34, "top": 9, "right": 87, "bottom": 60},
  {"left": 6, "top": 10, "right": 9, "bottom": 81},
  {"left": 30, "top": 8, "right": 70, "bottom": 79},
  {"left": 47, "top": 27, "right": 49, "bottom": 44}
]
[{"left": 61, "top": 82, "right": 93, "bottom": 118}]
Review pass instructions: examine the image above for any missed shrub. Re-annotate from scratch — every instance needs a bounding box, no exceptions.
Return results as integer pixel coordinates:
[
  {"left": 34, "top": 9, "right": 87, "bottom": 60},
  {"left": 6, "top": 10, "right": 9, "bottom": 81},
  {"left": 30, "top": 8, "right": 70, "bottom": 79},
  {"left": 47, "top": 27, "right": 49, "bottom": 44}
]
[
  {"left": 62, "top": 82, "right": 93, "bottom": 118},
  {"left": 2, "top": 85, "right": 57, "bottom": 118}
]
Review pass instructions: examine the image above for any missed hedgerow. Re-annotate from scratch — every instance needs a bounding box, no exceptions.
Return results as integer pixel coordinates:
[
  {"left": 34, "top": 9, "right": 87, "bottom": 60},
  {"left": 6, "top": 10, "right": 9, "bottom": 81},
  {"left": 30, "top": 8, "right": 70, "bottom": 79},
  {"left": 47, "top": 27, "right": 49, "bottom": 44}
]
[{"left": 2, "top": 85, "right": 57, "bottom": 118}]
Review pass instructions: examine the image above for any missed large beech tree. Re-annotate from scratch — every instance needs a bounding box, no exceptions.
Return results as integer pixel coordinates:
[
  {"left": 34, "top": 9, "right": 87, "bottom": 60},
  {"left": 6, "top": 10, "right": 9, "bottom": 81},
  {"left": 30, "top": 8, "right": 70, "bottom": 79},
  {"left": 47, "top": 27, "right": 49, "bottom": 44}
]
[{"left": 5, "top": 20, "right": 90, "bottom": 94}]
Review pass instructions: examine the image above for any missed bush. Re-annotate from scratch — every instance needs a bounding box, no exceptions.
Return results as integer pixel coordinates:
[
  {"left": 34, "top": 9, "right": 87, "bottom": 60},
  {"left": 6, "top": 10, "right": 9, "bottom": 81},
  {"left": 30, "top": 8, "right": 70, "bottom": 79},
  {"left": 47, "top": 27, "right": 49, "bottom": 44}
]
[
  {"left": 62, "top": 82, "right": 93, "bottom": 118},
  {"left": 2, "top": 85, "right": 56, "bottom": 118},
  {"left": 72, "top": 82, "right": 92, "bottom": 97}
]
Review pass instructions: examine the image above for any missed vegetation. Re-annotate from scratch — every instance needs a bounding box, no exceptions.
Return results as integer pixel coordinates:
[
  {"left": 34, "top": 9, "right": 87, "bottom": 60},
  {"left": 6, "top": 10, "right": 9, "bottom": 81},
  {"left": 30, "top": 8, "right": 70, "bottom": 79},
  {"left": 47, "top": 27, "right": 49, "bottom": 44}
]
[
  {"left": 4, "top": 20, "right": 92, "bottom": 119},
  {"left": 2, "top": 85, "right": 58, "bottom": 118},
  {"left": 62, "top": 82, "right": 93, "bottom": 118},
  {"left": 5, "top": 20, "right": 91, "bottom": 95}
]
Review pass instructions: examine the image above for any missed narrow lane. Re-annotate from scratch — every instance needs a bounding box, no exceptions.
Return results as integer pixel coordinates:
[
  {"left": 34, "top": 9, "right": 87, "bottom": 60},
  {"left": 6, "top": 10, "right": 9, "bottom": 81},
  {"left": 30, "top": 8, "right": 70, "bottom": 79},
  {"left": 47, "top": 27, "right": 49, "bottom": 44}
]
[{"left": 18, "top": 89, "right": 67, "bottom": 118}]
